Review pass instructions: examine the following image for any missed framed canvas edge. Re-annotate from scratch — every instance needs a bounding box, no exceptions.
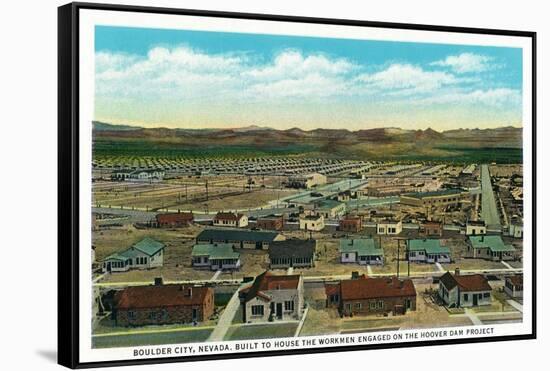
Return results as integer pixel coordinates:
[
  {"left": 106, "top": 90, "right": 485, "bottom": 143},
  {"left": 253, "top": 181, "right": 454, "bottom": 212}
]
[{"left": 57, "top": 2, "right": 537, "bottom": 369}]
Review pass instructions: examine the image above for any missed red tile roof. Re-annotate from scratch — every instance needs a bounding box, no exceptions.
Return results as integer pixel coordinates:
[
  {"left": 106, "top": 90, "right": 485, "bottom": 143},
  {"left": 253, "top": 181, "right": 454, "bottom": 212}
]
[
  {"left": 439, "top": 272, "right": 492, "bottom": 292},
  {"left": 340, "top": 276, "right": 416, "bottom": 300},
  {"left": 114, "top": 285, "right": 212, "bottom": 309},
  {"left": 507, "top": 275, "right": 523, "bottom": 286},
  {"left": 240, "top": 271, "right": 301, "bottom": 302}
]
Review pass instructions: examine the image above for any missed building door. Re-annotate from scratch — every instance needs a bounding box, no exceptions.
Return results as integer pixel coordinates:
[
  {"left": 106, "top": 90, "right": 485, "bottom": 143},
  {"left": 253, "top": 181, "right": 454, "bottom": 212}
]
[
  {"left": 473, "top": 294, "right": 478, "bottom": 306},
  {"left": 106, "top": 262, "right": 111, "bottom": 273},
  {"left": 192, "top": 308, "right": 198, "bottom": 321},
  {"left": 276, "top": 303, "right": 283, "bottom": 319}
]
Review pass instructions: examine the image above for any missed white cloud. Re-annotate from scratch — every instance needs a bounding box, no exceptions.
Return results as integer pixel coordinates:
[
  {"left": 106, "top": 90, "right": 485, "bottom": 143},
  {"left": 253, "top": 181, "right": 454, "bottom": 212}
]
[
  {"left": 357, "top": 64, "right": 457, "bottom": 95},
  {"left": 431, "top": 53, "right": 495, "bottom": 74},
  {"left": 244, "top": 50, "right": 356, "bottom": 81},
  {"left": 417, "top": 88, "right": 521, "bottom": 107}
]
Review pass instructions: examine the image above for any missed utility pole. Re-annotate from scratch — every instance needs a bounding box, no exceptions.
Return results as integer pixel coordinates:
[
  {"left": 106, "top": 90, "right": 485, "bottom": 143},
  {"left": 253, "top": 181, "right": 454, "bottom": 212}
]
[
  {"left": 396, "top": 239, "right": 400, "bottom": 279},
  {"left": 205, "top": 179, "right": 209, "bottom": 201}
]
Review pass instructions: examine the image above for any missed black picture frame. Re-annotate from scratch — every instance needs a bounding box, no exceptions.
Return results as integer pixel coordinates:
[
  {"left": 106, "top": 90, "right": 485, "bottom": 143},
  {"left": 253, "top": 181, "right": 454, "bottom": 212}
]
[{"left": 58, "top": 2, "right": 537, "bottom": 369}]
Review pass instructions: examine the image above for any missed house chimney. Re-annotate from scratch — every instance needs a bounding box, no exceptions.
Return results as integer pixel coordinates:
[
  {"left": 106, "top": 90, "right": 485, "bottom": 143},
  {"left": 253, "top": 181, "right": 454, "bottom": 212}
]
[
  {"left": 455, "top": 267, "right": 460, "bottom": 276},
  {"left": 481, "top": 235, "right": 484, "bottom": 242},
  {"left": 154, "top": 277, "right": 163, "bottom": 286}
]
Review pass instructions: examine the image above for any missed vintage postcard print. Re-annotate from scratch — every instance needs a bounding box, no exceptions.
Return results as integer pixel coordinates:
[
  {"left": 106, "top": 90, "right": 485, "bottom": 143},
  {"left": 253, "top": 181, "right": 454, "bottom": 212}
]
[{"left": 58, "top": 3, "right": 535, "bottom": 368}]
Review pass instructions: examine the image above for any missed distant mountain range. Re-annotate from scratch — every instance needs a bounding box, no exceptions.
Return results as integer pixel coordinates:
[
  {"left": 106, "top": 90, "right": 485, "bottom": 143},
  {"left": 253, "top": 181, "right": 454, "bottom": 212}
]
[{"left": 92, "top": 121, "right": 523, "bottom": 162}]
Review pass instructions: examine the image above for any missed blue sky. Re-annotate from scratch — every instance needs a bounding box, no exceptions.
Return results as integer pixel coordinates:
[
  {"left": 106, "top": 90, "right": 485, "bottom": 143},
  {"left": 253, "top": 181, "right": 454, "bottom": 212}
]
[{"left": 95, "top": 25, "right": 523, "bottom": 131}]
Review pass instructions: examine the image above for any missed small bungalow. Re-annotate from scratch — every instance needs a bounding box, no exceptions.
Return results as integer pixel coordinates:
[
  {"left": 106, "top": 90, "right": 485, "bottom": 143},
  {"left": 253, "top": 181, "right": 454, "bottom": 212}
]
[
  {"left": 338, "top": 275, "right": 416, "bottom": 316},
  {"left": 439, "top": 269, "right": 492, "bottom": 308},
  {"left": 340, "top": 238, "right": 383, "bottom": 265},
  {"left": 213, "top": 212, "right": 248, "bottom": 228},
  {"left": 239, "top": 271, "right": 304, "bottom": 323},
  {"left": 468, "top": 235, "right": 516, "bottom": 261},
  {"left": 504, "top": 275, "right": 523, "bottom": 299},
  {"left": 407, "top": 239, "right": 451, "bottom": 263},
  {"left": 102, "top": 237, "right": 165, "bottom": 273},
  {"left": 113, "top": 281, "right": 214, "bottom": 326},
  {"left": 269, "top": 239, "right": 316, "bottom": 269},
  {"left": 191, "top": 243, "right": 241, "bottom": 271}
]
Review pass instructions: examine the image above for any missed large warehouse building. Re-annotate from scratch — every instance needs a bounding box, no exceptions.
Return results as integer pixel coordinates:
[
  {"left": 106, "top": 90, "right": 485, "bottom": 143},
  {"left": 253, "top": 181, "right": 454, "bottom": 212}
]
[
  {"left": 287, "top": 173, "right": 327, "bottom": 189},
  {"left": 399, "top": 189, "right": 471, "bottom": 207}
]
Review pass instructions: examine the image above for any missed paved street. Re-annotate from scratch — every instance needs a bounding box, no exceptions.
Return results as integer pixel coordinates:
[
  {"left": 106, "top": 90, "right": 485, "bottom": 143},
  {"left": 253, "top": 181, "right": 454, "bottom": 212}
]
[
  {"left": 208, "top": 287, "right": 242, "bottom": 341},
  {"left": 480, "top": 164, "right": 502, "bottom": 230}
]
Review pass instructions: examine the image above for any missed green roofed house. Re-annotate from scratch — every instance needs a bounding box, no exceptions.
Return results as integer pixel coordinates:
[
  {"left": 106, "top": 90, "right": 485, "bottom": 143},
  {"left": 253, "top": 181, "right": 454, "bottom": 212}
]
[
  {"left": 407, "top": 239, "right": 451, "bottom": 263},
  {"left": 340, "top": 239, "right": 383, "bottom": 265},
  {"left": 102, "top": 237, "right": 166, "bottom": 273},
  {"left": 192, "top": 243, "right": 241, "bottom": 271},
  {"left": 468, "top": 235, "right": 516, "bottom": 261}
]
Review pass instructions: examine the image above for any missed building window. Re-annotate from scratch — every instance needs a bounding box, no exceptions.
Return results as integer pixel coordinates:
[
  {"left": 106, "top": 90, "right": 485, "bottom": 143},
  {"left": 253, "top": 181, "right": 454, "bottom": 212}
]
[
  {"left": 284, "top": 301, "right": 294, "bottom": 311},
  {"left": 128, "top": 311, "right": 136, "bottom": 320},
  {"left": 355, "top": 302, "right": 362, "bottom": 309},
  {"left": 369, "top": 301, "right": 376, "bottom": 309},
  {"left": 377, "top": 300, "right": 384, "bottom": 309},
  {"left": 464, "top": 294, "right": 469, "bottom": 301},
  {"left": 251, "top": 305, "right": 264, "bottom": 316}
]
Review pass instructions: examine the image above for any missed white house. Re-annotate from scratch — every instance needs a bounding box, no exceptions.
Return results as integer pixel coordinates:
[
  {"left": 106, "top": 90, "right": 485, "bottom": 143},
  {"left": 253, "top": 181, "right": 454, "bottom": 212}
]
[
  {"left": 438, "top": 269, "right": 492, "bottom": 308},
  {"left": 102, "top": 237, "right": 165, "bottom": 273},
  {"left": 239, "top": 271, "right": 304, "bottom": 323},
  {"left": 466, "top": 220, "right": 487, "bottom": 236},
  {"left": 377, "top": 219, "right": 402, "bottom": 235},
  {"left": 213, "top": 212, "right": 248, "bottom": 228},
  {"left": 504, "top": 275, "right": 523, "bottom": 298},
  {"left": 299, "top": 214, "right": 325, "bottom": 231}
]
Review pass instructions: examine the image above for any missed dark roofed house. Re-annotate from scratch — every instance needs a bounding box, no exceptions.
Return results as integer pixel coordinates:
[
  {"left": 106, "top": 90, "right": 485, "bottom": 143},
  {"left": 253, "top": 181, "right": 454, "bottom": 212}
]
[
  {"left": 504, "top": 275, "right": 523, "bottom": 298},
  {"left": 113, "top": 282, "right": 214, "bottom": 326},
  {"left": 339, "top": 275, "right": 416, "bottom": 316},
  {"left": 156, "top": 212, "right": 194, "bottom": 227},
  {"left": 269, "top": 239, "right": 316, "bottom": 269},
  {"left": 239, "top": 271, "right": 304, "bottom": 323},
  {"left": 196, "top": 229, "right": 285, "bottom": 250},
  {"left": 438, "top": 269, "right": 492, "bottom": 308}
]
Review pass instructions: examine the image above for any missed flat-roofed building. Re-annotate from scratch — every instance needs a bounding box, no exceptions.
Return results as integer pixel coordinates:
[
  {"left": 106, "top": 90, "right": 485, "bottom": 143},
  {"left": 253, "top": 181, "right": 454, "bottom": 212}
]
[
  {"left": 504, "top": 275, "right": 523, "bottom": 298},
  {"left": 400, "top": 189, "right": 470, "bottom": 207},
  {"left": 256, "top": 215, "right": 284, "bottom": 231},
  {"left": 287, "top": 173, "right": 327, "bottom": 189},
  {"left": 339, "top": 216, "right": 363, "bottom": 233},
  {"left": 315, "top": 199, "right": 346, "bottom": 219},
  {"left": 466, "top": 220, "right": 487, "bottom": 235},
  {"left": 299, "top": 214, "right": 325, "bottom": 231},
  {"left": 377, "top": 219, "right": 402, "bottom": 235},
  {"left": 419, "top": 221, "right": 443, "bottom": 237}
]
